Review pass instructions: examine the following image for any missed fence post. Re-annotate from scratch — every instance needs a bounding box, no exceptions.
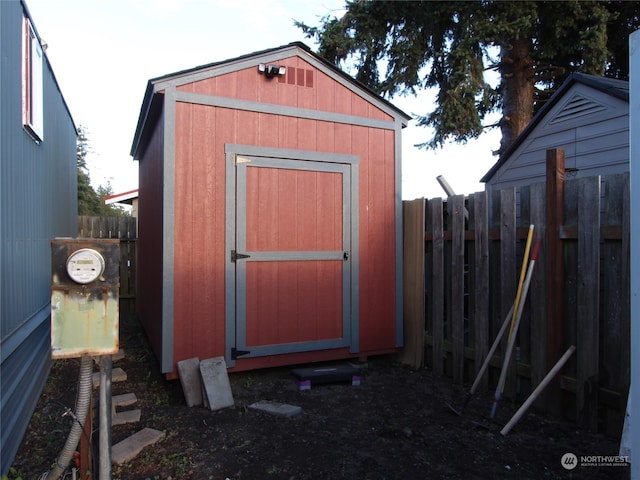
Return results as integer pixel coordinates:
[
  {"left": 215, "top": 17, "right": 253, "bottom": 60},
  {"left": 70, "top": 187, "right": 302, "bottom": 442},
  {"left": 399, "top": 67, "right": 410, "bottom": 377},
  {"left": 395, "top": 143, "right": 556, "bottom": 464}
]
[{"left": 545, "top": 148, "right": 565, "bottom": 416}]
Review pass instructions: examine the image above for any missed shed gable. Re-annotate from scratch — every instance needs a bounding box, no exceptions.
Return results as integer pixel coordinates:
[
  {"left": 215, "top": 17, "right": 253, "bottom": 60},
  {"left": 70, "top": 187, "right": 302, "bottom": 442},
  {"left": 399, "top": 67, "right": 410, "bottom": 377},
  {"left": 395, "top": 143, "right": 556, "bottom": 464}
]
[
  {"left": 176, "top": 55, "right": 394, "bottom": 122},
  {"left": 482, "top": 74, "right": 629, "bottom": 188}
]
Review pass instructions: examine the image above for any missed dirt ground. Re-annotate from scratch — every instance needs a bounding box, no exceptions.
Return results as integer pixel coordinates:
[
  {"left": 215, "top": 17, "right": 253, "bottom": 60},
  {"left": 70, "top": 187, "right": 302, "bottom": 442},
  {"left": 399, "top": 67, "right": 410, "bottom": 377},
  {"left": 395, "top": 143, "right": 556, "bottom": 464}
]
[{"left": 11, "top": 317, "right": 628, "bottom": 480}]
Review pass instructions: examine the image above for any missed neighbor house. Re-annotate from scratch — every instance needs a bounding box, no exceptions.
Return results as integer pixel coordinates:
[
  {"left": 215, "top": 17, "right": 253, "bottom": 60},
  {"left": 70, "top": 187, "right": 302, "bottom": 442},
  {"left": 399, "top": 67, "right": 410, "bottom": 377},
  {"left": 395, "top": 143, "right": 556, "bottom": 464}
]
[
  {"left": 130, "top": 42, "right": 410, "bottom": 376},
  {"left": 0, "top": 0, "right": 77, "bottom": 473},
  {"left": 481, "top": 72, "right": 629, "bottom": 189}
]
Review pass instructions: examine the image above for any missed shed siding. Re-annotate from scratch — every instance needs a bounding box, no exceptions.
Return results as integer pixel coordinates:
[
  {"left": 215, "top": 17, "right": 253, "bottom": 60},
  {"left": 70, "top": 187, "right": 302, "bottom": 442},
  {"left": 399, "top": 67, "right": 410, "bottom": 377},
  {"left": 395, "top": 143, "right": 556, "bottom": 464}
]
[
  {"left": 172, "top": 102, "right": 226, "bottom": 363},
  {"left": 486, "top": 84, "right": 629, "bottom": 191},
  {"left": 1, "top": 1, "right": 76, "bottom": 473},
  {"left": 171, "top": 100, "right": 398, "bottom": 367},
  {"left": 137, "top": 108, "right": 165, "bottom": 363}
]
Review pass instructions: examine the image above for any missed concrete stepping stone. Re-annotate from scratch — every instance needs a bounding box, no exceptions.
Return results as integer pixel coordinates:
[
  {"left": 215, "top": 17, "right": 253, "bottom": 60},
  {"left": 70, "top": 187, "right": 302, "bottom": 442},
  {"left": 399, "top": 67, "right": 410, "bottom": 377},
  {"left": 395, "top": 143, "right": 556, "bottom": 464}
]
[
  {"left": 249, "top": 401, "right": 302, "bottom": 418},
  {"left": 111, "top": 428, "right": 164, "bottom": 465},
  {"left": 113, "top": 409, "right": 141, "bottom": 426}
]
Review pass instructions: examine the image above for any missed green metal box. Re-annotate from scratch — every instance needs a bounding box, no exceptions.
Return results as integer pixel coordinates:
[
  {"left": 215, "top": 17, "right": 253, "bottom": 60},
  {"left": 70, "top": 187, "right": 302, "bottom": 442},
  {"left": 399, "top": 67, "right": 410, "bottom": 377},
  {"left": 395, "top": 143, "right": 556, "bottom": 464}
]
[{"left": 51, "top": 238, "right": 120, "bottom": 359}]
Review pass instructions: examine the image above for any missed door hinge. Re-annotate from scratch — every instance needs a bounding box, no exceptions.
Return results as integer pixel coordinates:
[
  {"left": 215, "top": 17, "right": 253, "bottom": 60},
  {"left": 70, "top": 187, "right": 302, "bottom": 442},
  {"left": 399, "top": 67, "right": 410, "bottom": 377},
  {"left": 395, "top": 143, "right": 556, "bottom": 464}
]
[
  {"left": 231, "top": 250, "right": 251, "bottom": 262},
  {"left": 343, "top": 251, "right": 349, "bottom": 261},
  {"left": 231, "top": 348, "right": 251, "bottom": 360}
]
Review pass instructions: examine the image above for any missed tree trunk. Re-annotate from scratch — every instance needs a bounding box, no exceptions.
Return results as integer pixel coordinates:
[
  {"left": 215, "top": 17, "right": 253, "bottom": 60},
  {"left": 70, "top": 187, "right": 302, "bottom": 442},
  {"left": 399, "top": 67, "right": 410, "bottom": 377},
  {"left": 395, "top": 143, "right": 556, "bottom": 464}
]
[{"left": 499, "top": 37, "right": 535, "bottom": 155}]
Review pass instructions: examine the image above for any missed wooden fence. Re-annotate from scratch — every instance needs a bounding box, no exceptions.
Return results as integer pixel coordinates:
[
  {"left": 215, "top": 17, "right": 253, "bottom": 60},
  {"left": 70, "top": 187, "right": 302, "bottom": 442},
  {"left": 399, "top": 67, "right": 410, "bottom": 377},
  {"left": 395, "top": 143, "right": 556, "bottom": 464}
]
[
  {"left": 402, "top": 149, "right": 630, "bottom": 435},
  {"left": 78, "top": 216, "right": 137, "bottom": 322}
]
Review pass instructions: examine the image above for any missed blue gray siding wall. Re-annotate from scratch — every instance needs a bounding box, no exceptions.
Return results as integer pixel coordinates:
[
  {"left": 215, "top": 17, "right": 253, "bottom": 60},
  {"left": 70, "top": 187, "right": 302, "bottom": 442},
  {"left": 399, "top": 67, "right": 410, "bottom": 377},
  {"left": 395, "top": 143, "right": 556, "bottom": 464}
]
[
  {"left": 484, "top": 83, "right": 629, "bottom": 191},
  {"left": 1, "top": 0, "right": 77, "bottom": 473}
]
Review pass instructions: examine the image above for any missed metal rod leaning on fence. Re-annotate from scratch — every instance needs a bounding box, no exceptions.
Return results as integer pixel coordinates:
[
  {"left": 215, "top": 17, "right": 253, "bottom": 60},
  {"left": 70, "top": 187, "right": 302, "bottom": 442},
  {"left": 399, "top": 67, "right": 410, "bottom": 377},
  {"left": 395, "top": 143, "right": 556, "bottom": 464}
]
[
  {"left": 500, "top": 345, "right": 576, "bottom": 435},
  {"left": 490, "top": 237, "right": 542, "bottom": 419}
]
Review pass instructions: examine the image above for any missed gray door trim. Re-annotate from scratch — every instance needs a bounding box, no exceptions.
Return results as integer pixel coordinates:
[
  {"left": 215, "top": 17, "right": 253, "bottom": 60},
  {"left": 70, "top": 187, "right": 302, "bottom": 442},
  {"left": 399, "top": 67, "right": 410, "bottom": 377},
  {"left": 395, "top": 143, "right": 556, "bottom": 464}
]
[{"left": 224, "top": 145, "right": 360, "bottom": 366}]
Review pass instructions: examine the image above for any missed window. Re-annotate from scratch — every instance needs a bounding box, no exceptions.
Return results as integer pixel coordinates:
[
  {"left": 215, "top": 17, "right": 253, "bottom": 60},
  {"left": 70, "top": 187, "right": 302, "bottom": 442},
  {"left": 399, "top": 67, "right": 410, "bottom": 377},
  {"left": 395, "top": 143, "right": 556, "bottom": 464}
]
[{"left": 22, "top": 17, "right": 44, "bottom": 142}]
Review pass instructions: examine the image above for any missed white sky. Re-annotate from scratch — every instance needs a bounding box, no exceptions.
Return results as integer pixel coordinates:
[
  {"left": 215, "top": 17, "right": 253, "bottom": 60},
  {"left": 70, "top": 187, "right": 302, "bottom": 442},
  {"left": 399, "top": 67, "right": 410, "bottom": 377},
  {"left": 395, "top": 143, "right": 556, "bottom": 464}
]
[{"left": 25, "top": 0, "right": 499, "bottom": 200}]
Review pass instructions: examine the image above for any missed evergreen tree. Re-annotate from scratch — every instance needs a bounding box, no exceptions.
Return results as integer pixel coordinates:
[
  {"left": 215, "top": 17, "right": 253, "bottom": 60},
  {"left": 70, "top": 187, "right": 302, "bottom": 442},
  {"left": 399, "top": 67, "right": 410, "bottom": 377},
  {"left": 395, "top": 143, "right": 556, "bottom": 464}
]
[
  {"left": 76, "top": 125, "right": 129, "bottom": 216},
  {"left": 77, "top": 125, "right": 101, "bottom": 215},
  {"left": 297, "top": 1, "right": 639, "bottom": 155}
]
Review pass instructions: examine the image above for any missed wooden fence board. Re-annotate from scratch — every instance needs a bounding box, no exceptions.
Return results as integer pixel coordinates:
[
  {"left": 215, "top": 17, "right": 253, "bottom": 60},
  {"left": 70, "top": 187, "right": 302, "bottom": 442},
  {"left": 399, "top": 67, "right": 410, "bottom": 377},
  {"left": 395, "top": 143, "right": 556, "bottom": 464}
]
[
  {"left": 600, "top": 174, "right": 630, "bottom": 435},
  {"left": 429, "top": 199, "right": 444, "bottom": 376},
  {"left": 527, "top": 182, "right": 548, "bottom": 409},
  {"left": 499, "top": 188, "right": 517, "bottom": 398},
  {"left": 472, "top": 191, "right": 489, "bottom": 391},
  {"left": 576, "top": 177, "right": 601, "bottom": 431},
  {"left": 450, "top": 194, "right": 465, "bottom": 383}
]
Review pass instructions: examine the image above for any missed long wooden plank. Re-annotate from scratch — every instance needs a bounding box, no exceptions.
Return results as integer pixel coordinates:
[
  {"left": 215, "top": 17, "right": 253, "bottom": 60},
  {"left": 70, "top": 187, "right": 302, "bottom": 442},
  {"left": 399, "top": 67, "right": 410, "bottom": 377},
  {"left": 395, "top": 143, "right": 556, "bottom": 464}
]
[
  {"left": 472, "top": 191, "right": 490, "bottom": 390},
  {"left": 600, "top": 174, "right": 629, "bottom": 435},
  {"left": 399, "top": 199, "right": 425, "bottom": 368},
  {"left": 528, "top": 182, "right": 548, "bottom": 410},
  {"left": 601, "top": 174, "right": 631, "bottom": 389},
  {"left": 450, "top": 194, "right": 465, "bottom": 383},
  {"left": 499, "top": 187, "right": 517, "bottom": 397},
  {"left": 429, "top": 199, "right": 444, "bottom": 376},
  {"left": 517, "top": 186, "right": 533, "bottom": 398},
  {"left": 576, "top": 176, "right": 601, "bottom": 431}
]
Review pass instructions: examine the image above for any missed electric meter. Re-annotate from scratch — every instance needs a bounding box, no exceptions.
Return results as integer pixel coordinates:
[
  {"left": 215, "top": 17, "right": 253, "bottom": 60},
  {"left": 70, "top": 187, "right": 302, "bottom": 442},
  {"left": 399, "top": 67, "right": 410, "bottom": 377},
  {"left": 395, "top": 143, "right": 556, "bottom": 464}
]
[{"left": 66, "top": 248, "right": 105, "bottom": 284}]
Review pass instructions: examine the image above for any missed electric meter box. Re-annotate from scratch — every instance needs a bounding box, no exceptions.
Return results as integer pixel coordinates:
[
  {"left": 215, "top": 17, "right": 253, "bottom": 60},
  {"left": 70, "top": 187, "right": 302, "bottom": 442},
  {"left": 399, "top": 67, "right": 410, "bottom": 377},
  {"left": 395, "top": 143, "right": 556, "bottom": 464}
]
[{"left": 51, "top": 238, "right": 120, "bottom": 359}]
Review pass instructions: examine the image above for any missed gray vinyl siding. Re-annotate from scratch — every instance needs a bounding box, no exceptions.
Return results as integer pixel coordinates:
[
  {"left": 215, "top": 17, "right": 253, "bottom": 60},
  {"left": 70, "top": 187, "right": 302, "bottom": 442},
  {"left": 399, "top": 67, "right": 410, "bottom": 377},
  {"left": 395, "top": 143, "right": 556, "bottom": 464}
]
[
  {"left": 1, "top": 1, "right": 77, "bottom": 474},
  {"left": 485, "top": 83, "right": 629, "bottom": 191}
]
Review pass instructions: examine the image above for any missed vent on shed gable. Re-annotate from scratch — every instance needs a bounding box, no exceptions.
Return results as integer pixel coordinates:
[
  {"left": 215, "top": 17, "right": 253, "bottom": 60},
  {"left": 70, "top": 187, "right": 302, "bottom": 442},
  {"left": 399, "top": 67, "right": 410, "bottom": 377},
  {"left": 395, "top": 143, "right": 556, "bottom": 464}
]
[
  {"left": 278, "top": 67, "right": 314, "bottom": 88},
  {"left": 549, "top": 93, "right": 606, "bottom": 124}
]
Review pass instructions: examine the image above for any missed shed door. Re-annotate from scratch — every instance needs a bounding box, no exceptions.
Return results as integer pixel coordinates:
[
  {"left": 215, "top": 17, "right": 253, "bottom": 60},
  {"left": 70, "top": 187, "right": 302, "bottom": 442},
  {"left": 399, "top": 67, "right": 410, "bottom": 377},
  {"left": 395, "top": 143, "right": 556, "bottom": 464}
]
[{"left": 232, "top": 155, "right": 351, "bottom": 359}]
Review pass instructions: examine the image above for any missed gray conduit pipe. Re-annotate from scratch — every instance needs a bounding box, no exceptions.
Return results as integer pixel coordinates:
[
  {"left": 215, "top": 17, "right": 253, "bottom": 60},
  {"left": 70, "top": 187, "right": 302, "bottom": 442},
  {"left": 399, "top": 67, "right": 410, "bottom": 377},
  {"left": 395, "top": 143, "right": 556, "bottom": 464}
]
[{"left": 45, "top": 354, "right": 93, "bottom": 480}]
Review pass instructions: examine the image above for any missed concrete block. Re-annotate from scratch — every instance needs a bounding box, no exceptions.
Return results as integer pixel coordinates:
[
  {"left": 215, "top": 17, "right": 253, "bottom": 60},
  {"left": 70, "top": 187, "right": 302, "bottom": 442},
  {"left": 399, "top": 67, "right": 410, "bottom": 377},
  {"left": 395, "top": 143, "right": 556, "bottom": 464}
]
[
  {"left": 249, "top": 401, "right": 302, "bottom": 418},
  {"left": 112, "top": 409, "right": 141, "bottom": 426},
  {"left": 200, "top": 357, "right": 234, "bottom": 411},
  {"left": 111, "top": 427, "right": 164, "bottom": 465},
  {"left": 113, "top": 392, "right": 137, "bottom": 408},
  {"left": 177, "top": 357, "right": 203, "bottom": 407}
]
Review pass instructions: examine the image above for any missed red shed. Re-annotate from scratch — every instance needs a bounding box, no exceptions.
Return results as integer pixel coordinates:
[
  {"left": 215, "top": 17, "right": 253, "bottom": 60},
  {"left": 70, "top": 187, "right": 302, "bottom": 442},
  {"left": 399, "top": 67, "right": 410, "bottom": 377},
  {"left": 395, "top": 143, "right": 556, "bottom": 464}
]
[{"left": 130, "top": 42, "right": 410, "bottom": 375}]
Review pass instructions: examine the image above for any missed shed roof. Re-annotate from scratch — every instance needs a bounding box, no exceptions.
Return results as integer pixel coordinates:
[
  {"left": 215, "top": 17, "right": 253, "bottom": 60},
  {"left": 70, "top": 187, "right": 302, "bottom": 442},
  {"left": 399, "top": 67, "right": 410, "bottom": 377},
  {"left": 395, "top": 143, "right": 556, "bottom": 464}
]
[
  {"left": 105, "top": 188, "right": 138, "bottom": 205},
  {"left": 130, "top": 42, "right": 411, "bottom": 159},
  {"left": 481, "top": 73, "right": 629, "bottom": 183}
]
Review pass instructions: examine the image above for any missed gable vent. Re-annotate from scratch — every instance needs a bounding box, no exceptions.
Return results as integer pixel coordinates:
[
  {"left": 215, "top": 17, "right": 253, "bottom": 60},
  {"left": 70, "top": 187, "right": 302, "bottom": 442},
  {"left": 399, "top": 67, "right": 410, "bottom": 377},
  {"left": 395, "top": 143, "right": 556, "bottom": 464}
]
[
  {"left": 549, "top": 94, "right": 606, "bottom": 124},
  {"left": 278, "top": 67, "right": 314, "bottom": 88}
]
